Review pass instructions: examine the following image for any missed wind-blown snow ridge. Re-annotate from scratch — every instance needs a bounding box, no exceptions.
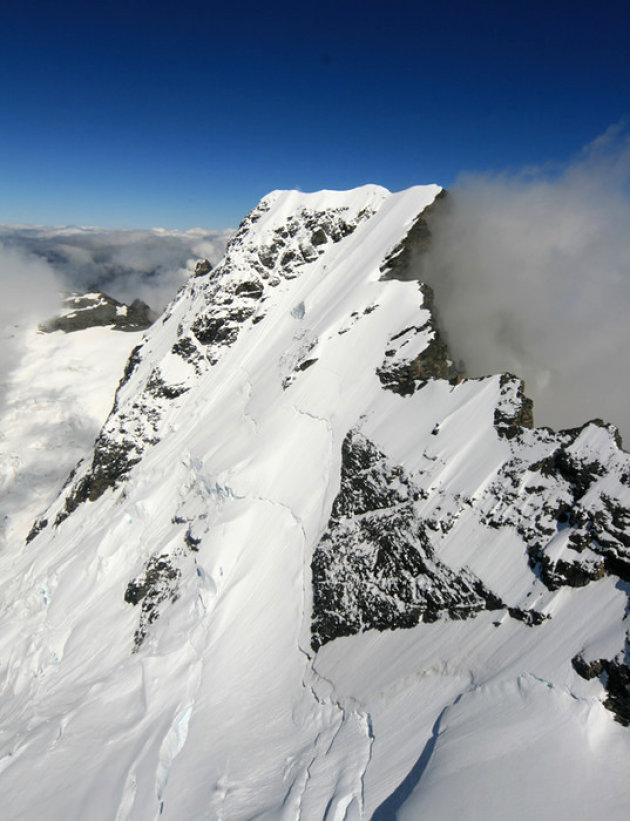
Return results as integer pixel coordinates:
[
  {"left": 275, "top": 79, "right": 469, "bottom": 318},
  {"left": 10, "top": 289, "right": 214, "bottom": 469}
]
[{"left": 1, "top": 183, "right": 629, "bottom": 819}]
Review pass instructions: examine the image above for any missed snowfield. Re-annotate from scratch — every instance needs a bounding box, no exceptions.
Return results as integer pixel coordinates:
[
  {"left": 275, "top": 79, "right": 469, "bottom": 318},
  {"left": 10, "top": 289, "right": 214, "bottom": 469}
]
[{"left": 0, "top": 184, "right": 628, "bottom": 819}]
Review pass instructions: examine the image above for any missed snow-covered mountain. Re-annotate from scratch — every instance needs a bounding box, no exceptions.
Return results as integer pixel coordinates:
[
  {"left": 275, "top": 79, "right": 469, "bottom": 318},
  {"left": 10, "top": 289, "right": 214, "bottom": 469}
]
[
  {"left": 38, "top": 291, "right": 157, "bottom": 334},
  {"left": 1, "top": 185, "right": 629, "bottom": 820}
]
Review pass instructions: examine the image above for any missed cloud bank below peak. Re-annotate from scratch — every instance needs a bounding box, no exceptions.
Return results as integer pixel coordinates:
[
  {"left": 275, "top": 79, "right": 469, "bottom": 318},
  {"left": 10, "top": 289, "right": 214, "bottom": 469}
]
[
  {"left": 0, "top": 225, "right": 234, "bottom": 313},
  {"left": 0, "top": 224, "right": 233, "bottom": 412}
]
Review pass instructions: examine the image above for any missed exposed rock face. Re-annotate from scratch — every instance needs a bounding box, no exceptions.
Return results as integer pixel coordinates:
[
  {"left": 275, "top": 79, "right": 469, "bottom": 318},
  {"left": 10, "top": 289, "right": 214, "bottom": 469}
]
[
  {"left": 313, "top": 431, "right": 511, "bottom": 650},
  {"left": 40, "top": 292, "right": 157, "bottom": 333},
  {"left": 376, "top": 204, "right": 464, "bottom": 397},
  {"left": 188, "top": 201, "right": 375, "bottom": 360},
  {"left": 125, "top": 554, "right": 182, "bottom": 650},
  {"left": 53, "top": 437, "right": 143, "bottom": 526},
  {"left": 573, "top": 650, "right": 630, "bottom": 726},
  {"left": 494, "top": 373, "right": 535, "bottom": 437},
  {"left": 379, "top": 188, "right": 449, "bottom": 281},
  {"left": 194, "top": 258, "right": 212, "bottom": 277},
  {"left": 248, "top": 203, "right": 370, "bottom": 277},
  {"left": 376, "top": 284, "right": 461, "bottom": 395},
  {"left": 476, "top": 419, "right": 630, "bottom": 589}
]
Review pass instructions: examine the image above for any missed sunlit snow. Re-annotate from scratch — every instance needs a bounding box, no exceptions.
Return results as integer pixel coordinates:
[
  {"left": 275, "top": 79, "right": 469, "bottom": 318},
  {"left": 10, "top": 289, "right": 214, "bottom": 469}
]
[{"left": 0, "top": 184, "right": 628, "bottom": 820}]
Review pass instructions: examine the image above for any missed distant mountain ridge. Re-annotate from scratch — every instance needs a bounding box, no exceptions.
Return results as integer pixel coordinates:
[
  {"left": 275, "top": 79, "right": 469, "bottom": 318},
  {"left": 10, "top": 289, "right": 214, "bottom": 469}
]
[{"left": 39, "top": 291, "right": 157, "bottom": 333}]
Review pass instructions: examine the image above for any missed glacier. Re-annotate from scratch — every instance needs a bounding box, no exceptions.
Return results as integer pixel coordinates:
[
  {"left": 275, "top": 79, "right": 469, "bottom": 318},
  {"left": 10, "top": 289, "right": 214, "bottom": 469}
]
[{"left": 0, "top": 184, "right": 628, "bottom": 819}]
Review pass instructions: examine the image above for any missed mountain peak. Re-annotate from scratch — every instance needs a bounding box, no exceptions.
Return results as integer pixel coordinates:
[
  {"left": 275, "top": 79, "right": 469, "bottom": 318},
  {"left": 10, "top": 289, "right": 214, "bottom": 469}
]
[
  {"left": 2, "top": 185, "right": 629, "bottom": 819},
  {"left": 39, "top": 291, "right": 157, "bottom": 333}
]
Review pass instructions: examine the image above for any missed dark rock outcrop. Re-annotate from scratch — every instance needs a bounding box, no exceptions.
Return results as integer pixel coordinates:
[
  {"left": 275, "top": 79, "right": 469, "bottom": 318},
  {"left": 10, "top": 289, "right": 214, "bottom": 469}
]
[
  {"left": 311, "top": 431, "right": 517, "bottom": 651},
  {"left": 40, "top": 292, "right": 157, "bottom": 333},
  {"left": 477, "top": 419, "right": 630, "bottom": 590},
  {"left": 494, "top": 374, "right": 534, "bottom": 438},
  {"left": 124, "top": 554, "right": 181, "bottom": 649},
  {"left": 194, "top": 259, "right": 212, "bottom": 277},
  {"left": 573, "top": 650, "right": 630, "bottom": 726},
  {"left": 54, "top": 437, "right": 141, "bottom": 526},
  {"left": 377, "top": 284, "right": 462, "bottom": 395},
  {"left": 379, "top": 189, "right": 448, "bottom": 281}
]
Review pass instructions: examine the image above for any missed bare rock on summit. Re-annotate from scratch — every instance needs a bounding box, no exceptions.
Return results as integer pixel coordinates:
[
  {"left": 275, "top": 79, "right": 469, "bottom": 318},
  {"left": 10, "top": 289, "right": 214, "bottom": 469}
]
[{"left": 379, "top": 187, "right": 449, "bottom": 281}]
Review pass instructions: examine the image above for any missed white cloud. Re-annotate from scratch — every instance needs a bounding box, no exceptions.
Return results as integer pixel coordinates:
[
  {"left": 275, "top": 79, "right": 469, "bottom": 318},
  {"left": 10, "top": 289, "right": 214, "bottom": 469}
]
[
  {"left": 0, "top": 245, "right": 64, "bottom": 410},
  {"left": 420, "top": 125, "right": 630, "bottom": 442},
  {"left": 0, "top": 225, "right": 233, "bottom": 411},
  {"left": 0, "top": 225, "right": 233, "bottom": 312}
]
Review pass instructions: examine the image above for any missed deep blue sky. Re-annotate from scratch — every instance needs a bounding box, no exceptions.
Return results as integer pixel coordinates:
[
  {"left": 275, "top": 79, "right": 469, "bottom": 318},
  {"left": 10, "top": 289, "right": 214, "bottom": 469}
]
[{"left": 2, "top": 0, "right": 628, "bottom": 229}]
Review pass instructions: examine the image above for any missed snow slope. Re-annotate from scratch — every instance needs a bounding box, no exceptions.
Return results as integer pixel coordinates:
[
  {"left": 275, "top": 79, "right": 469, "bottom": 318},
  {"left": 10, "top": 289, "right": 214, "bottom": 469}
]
[{"left": 1, "top": 184, "right": 629, "bottom": 820}]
